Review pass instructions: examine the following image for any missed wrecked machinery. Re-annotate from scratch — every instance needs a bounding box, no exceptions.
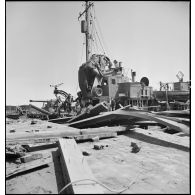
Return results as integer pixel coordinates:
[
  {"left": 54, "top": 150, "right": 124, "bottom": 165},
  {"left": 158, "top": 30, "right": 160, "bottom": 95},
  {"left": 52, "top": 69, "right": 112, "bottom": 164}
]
[{"left": 28, "top": 83, "right": 74, "bottom": 119}]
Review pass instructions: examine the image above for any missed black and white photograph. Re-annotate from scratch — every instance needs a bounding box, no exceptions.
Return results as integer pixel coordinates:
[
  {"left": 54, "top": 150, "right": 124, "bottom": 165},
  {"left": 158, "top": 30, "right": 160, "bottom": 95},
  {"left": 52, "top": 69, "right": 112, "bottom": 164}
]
[{"left": 5, "top": 1, "right": 190, "bottom": 194}]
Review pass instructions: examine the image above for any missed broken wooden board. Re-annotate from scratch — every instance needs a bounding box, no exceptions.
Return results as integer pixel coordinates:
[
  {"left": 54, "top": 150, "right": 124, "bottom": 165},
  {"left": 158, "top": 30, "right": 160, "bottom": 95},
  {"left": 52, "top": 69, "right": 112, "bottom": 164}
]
[
  {"left": 67, "top": 132, "right": 117, "bottom": 141},
  {"left": 126, "top": 127, "right": 189, "bottom": 151},
  {"left": 58, "top": 138, "right": 104, "bottom": 194},
  {"left": 67, "top": 101, "right": 108, "bottom": 123},
  {"left": 48, "top": 117, "right": 72, "bottom": 124},
  {"left": 6, "top": 126, "right": 81, "bottom": 141},
  {"left": 20, "top": 153, "right": 43, "bottom": 163},
  {"left": 154, "top": 110, "right": 190, "bottom": 118},
  {"left": 6, "top": 158, "right": 52, "bottom": 180},
  {"left": 80, "top": 126, "right": 127, "bottom": 135},
  {"left": 69, "top": 111, "right": 137, "bottom": 129},
  {"left": 21, "top": 142, "right": 58, "bottom": 152},
  {"left": 69, "top": 110, "right": 189, "bottom": 134},
  {"left": 6, "top": 125, "right": 126, "bottom": 144},
  {"left": 151, "top": 115, "right": 190, "bottom": 126}
]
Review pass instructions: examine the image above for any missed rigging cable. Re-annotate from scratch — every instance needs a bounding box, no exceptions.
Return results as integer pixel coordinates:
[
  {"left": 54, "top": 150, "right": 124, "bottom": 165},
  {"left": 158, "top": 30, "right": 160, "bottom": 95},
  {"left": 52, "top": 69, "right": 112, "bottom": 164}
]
[
  {"left": 94, "top": 24, "right": 105, "bottom": 55},
  {"left": 92, "top": 6, "right": 105, "bottom": 55},
  {"left": 93, "top": 6, "right": 109, "bottom": 56},
  {"left": 91, "top": 17, "right": 99, "bottom": 54}
]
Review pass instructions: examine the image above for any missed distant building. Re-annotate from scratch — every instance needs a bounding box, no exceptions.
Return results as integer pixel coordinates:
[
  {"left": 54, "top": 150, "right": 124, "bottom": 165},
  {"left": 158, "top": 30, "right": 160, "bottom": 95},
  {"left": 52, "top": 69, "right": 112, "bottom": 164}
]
[
  {"left": 6, "top": 105, "right": 17, "bottom": 115},
  {"left": 117, "top": 82, "right": 153, "bottom": 107},
  {"left": 173, "top": 82, "right": 189, "bottom": 91}
]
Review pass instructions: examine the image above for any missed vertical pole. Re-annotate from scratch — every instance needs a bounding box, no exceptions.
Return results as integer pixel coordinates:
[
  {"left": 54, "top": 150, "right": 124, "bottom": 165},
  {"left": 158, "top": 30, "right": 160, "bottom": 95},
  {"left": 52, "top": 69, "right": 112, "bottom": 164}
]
[
  {"left": 165, "top": 84, "right": 170, "bottom": 110},
  {"left": 85, "top": 1, "right": 91, "bottom": 61}
]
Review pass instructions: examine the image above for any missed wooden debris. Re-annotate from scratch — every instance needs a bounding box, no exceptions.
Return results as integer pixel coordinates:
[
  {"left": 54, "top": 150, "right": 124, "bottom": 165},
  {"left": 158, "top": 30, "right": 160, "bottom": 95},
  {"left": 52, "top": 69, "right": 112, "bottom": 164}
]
[
  {"left": 6, "top": 145, "right": 27, "bottom": 159},
  {"left": 67, "top": 101, "right": 108, "bottom": 123},
  {"left": 48, "top": 117, "right": 72, "bottom": 124},
  {"left": 22, "top": 142, "right": 57, "bottom": 152},
  {"left": 6, "top": 126, "right": 123, "bottom": 144},
  {"left": 20, "top": 153, "right": 43, "bottom": 163},
  {"left": 69, "top": 110, "right": 189, "bottom": 134},
  {"left": 127, "top": 128, "right": 189, "bottom": 151},
  {"left": 6, "top": 151, "right": 24, "bottom": 159},
  {"left": 6, "top": 158, "right": 51, "bottom": 180},
  {"left": 154, "top": 110, "right": 190, "bottom": 118},
  {"left": 74, "top": 132, "right": 117, "bottom": 141},
  {"left": 58, "top": 138, "right": 104, "bottom": 194},
  {"left": 69, "top": 111, "right": 119, "bottom": 128}
]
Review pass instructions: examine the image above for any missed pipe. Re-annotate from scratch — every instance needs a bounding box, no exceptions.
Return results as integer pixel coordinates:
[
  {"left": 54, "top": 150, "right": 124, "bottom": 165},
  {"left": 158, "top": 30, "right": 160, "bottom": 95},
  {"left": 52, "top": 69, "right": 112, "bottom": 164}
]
[{"left": 29, "top": 100, "right": 49, "bottom": 103}]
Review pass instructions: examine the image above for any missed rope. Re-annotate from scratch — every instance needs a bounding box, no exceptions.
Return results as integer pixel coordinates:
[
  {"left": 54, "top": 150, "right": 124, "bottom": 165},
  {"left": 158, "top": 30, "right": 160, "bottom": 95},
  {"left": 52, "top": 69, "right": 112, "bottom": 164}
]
[
  {"left": 58, "top": 173, "right": 139, "bottom": 194},
  {"left": 93, "top": 25, "right": 100, "bottom": 53},
  {"left": 94, "top": 24, "right": 105, "bottom": 55},
  {"left": 93, "top": 6, "right": 109, "bottom": 56}
]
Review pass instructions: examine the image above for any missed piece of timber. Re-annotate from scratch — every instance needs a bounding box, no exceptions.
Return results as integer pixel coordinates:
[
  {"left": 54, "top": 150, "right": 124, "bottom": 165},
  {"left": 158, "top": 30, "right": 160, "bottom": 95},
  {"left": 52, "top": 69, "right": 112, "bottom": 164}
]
[
  {"left": 154, "top": 110, "right": 190, "bottom": 118},
  {"left": 69, "top": 111, "right": 137, "bottom": 128},
  {"left": 6, "top": 158, "right": 51, "bottom": 179},
  {"left": 6, "top": 126, "right": 126, "bottom": 144},
  {"left": 48, "top": 117, "right": 72, "bottom": 124},
  {"left": 67, "top": 101, "right": 108, "bottom": 123},
  {"left": 69, "top": 110, "right": 189, "bottom": 134},
  {"left": 29, "top": 104, "right": 52, "bottom": 115},
  {"left": 21, "top": 142, "right": 58, "bottom": 152},
  {"left": 58, "top": 138, "right": 104, "bottom": 194},
  {"left": 127, "top": 128, "right": 189, "bottom": 151},
  {"left": 69, "top": 132, "right": 117, "bottom": 141},
  {"left": 151, "top": 114, "right": 190, "bottom": 126},
  {"left": 6, "top": 126, "right": 80, "bottom": 140}
]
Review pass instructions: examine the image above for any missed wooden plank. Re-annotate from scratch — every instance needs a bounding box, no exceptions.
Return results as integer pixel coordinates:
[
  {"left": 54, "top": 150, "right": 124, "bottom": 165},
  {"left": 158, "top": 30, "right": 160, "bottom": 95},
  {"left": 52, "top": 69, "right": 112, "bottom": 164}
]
[
  {"left": 58, "top": 138, "right": 104, "bottom": 194},
  {"left": 6, "top": 126, "right": 126, "bottom": 144},
  {"left": 48, "top": 117, "right": 72, "bottom": 124},
  {"left": 81, "top": 126, "right": 127, "bottom": 134},
  {"left": 69, "top": 111, "right": 130, "bottom": 128},
  {"left": 21, "top": 143, "right": 58, "bottom": 152},
  {"left": 6, "top": 158, "right": 51, "bottom": 179},
  {"left": 67, "top": 101, "right": 108, "bottom": 123},
  {"left": 69, "top": 110, "right": 189, "bottom": 134},
  {"left": 70, "top": 132, "right": 117, "bottom": 141},
  {"left": 20, "top": 153, "right": 43, "bottom": 163},
  {"left": 127, "top": 128, "right": 189, "bottom": 151},
  {"left": 6, "top": 126, "right": 81, "bottom": 140},
  {"left": 154, "top": 110, "right": 190, "bottom": 118}
]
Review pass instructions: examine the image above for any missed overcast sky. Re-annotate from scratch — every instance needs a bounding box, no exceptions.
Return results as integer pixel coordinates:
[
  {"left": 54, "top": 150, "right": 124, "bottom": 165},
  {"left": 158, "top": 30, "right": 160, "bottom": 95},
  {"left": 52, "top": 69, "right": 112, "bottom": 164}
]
[{"left": 6, "top": 1, "right": 190, "bottom": 106}]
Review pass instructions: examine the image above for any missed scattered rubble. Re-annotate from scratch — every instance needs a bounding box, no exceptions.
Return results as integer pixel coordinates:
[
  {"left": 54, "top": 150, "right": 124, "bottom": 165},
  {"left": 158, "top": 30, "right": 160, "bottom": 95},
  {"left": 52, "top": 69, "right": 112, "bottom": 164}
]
[
  {"left": 130, "top": 142, "right": 141, "bottom": 153},
  {"left": 6, "top": 145, "right": 27, "bottom": 159},
  {"left": 9, "top": 129, "right": 16, "bottom": 133},
  {"left": 31, "top": 120, "right": 37, "bottom": 125},
  {"left": 93, "top": 143, "right": 109, "bottom": 150},
  {"left": 82, "top": 150, "right": 91, "bottom": 156}
]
